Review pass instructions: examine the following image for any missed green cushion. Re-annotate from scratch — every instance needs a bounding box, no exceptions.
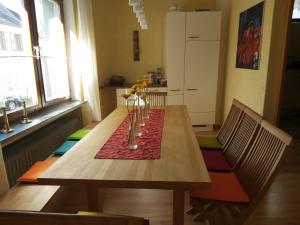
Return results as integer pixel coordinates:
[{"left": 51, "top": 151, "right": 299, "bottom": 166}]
[
  {"left": 68, "top": 129, "right": 90, "bottom": 140},
  {"left": 196, "top": 136, "right": 223, "bottom": 150}
]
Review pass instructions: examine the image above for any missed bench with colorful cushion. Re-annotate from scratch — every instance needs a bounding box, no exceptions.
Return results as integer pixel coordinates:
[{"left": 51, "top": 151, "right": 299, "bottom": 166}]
[{"left": 67, "top": 128, "right": 91, "bottom": 140}]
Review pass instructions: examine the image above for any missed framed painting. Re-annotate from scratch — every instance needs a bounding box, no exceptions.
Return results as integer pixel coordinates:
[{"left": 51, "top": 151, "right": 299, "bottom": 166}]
[{"left": 236, "top": 2, "right": 264, "bottom": 70}]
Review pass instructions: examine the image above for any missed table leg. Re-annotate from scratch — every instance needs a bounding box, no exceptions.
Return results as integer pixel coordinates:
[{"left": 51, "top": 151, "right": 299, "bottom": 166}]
[
  {"left": 173, "top": 189, "right": 185, "bottom": 225},
  {"left": 87, "top": 184, "right": 101, "bottom": 211}
]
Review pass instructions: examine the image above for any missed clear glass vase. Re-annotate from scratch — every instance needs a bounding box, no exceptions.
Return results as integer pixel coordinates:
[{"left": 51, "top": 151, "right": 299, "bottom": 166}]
[
  {"left": 143, "top": 99, "right": 150, "bottom": 119},
  {"left": 135, "top": 93, "right": 145, "bottom": 129},
  {"left": 134, "top": 109, "right": 143, "bottom": 137},
  {"left": 126, "top": 98, "right": 138, "bottom": 150},
  {"left": 128, "top": 122, "right": 138, "bottom": 150}
]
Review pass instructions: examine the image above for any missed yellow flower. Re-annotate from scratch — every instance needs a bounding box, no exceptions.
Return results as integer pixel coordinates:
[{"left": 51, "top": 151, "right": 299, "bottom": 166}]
[
  {"left": 133, "top": 83, "right": 143, "bottom": 89},
  {"left": 129, "top": 88, "right": 136, "bottom": 95},
  {"left": 142, "top": 80, "right": 148, "bottom": 87},
  {"left": 138, "top": 80, "right": 148, "bottom": 88},
  {"left": 136, "top": 80, "right": 144, "bottom": 85},
  {"left": 121, "top": 93, "right": 132, "bottom": 99},
  {"left": 141, "top": 92, "right": 147, "bottom": 100},
  {"left": 141, "top": 77, "right": 149, "bottom": 86},
  {"left": 131, "top": 84, "right": 138, "bottom": 90}
]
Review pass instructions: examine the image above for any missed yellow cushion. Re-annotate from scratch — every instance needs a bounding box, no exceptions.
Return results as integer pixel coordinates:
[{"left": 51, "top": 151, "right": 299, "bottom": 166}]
[{"left": 77, "top": 211, "right": 145, "bottom": 225}]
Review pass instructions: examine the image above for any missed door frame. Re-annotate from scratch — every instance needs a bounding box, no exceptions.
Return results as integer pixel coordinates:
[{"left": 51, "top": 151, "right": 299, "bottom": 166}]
[{"left": 275, "top": 0, "right": 296, "bottom": 125}]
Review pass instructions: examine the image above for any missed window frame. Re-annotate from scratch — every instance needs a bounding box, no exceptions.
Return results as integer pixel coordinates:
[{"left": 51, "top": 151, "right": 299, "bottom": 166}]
[
  {"left": 1, "top": 0, "right": 71, "bottom": 123},
  {"left": 27, "top": 0, "right": 71, "bottom": 107}
]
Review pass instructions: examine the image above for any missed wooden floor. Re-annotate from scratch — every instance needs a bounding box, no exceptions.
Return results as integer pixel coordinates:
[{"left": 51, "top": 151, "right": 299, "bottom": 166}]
[
  {"left": 40, "top": 126, "right": 300, "bottom": 225},
  {"left": 44, "top": 187, "right": 206, "bottom": 225},
  {"left": 244, "top": 141, "right": 300, "bottom": 225}
]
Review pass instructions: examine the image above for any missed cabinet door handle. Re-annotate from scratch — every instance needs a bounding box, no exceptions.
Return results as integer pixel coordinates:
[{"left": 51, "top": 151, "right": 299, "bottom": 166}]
[
  {"left": 186, "top": 88, "right": 198, "bottom": 91},
  {"left": 188, "top": 36, "right": 200, "bottom": 39},
  {"left": 169, "top": 89, "right": 181, "bottom": 91}
]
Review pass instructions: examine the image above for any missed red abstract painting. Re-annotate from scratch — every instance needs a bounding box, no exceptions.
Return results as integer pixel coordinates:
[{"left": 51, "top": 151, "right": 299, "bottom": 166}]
[{"left": 236, "top": 2, "right": 264, "bottom": 70}]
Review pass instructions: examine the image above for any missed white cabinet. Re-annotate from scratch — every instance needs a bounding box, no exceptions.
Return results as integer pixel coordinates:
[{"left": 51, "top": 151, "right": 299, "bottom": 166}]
[
  {"left": 166, "top": 90, "right": 184, "bottom": 105},
  {"left": 186, "top": 12, "right": 221, "bottom": 41},
  {"left": 165, "top": 12, "right": 185, "bottom": 93},
  {"left": 185, "top": 41, "right": 220, "bottom": 91},
  {"left": 165, "top": 11, "right": 221, "bottom": 125},
  {"left": 165, "top": 12, "right": 185, "bottom": 108},
  {"left": 184, "top": 89, "right": 216, "bottom": 124},
  {"left": 184, "top": 40, "right": 220, "bottom": 122}
]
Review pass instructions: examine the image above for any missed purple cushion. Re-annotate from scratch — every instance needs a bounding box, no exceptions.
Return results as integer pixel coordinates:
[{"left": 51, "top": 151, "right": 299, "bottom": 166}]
[{"left": 202, "top": 150, "right": 231, "bottom": 172}]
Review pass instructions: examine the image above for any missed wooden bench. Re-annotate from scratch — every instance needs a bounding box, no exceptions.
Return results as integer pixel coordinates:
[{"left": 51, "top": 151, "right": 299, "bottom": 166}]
[
  {"left": 0, "top": 210, "right": 149, "bottom": 225},
  {"left": 0, "top": 123, "right": 97, "bottom": 211},
  {"left": 0, "top": 184, "right": 60, "bottom": 211},
  {"left": 0, "top": 156, "right": 61, "bottom": 211}
]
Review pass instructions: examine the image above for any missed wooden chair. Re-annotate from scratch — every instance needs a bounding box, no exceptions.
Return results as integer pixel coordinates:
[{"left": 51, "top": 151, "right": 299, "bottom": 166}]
[
  {"left": 0, "top": 210, "right": 149, "bottom": 225},
  {"left": 201, "top": 107, "right": 263, "bottom": 172},
  {"left": 197, "top": 99, "right": 245, "bottom": 150},
  {"left": 147, "top": 92, "right": 167, "bottom": 106},
  {"left": 189, "top": 120, "right": 293, "bottom": 225}
]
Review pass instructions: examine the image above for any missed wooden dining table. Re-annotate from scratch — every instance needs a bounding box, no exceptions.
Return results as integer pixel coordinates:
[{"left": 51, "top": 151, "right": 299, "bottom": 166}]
[{"left": 38, "top": 105, "right": 211, "bottom": 225}]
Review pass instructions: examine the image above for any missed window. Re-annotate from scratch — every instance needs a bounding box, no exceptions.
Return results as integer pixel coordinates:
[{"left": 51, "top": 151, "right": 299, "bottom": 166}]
[
  {"left": 4, "top": 32, "right": 10, "bottom": 49},
  {"left": 293, "top": 0, "right": 300, "bottom": 21},
  {"left": 0, "top": 0, "right": 70, "bottom": 117},
  {"left": 34, "top": 0, "right": 70, "bottom": 102},
  {"left": 0, "top": 31, "right": 5, "bottom": 49},
  {"left": 11, "top": 33, "right": 23, "bottom": 50},
  {"left": 0, "top": 0, "right": 38, "bottom": 113}
]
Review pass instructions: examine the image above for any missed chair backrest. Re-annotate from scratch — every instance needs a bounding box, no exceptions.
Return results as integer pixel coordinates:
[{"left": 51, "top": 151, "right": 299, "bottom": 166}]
[
  {"left": 217, "top": 99, "right": 245, "bottom": 147},
  {"left": 147, "top": 92, "right": 167, "bottom": 106},
  {"left": 0, "top": 210, "right": 147, "bottom": 225},
  {"left": 223, "top": 107, "right": 263, "bottom": 169},
  {"left": 235, "top": 120, "right": 292, "bottom": 222}
]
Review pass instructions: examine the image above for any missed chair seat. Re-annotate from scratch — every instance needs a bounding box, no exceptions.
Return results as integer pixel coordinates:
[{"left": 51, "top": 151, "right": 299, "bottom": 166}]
[
  {"left": 202, "top": 150, "right": 231, "bottom": 172},
  {"left": 196, "top": 136, "right": 223, "bottom": 150},
  {"left": 190, "top": 172, "right": 250, "bottom": 203}
]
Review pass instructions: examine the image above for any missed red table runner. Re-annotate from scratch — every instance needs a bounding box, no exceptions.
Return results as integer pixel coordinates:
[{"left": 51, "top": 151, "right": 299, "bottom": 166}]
[{"left": 95, "top": 109, "right": 165, "bottom": 160}]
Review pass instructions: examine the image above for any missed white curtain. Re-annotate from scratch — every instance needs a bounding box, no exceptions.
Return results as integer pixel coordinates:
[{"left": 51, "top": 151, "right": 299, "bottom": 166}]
[
  {"left": 63, "top": 0, "right": 81, "bottom": 101},
  {"left": 64, "top": 0, "right": 102, "bottom": 123},
  {"left": 295, "top": 0, "right": 300, "bottom": 10}
]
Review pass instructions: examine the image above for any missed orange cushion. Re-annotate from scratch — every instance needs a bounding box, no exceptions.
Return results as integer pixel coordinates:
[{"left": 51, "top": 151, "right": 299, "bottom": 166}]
[
  {"left": 17, "top": 159, "right": 55, "bottom": 183},
  {"left": 190, "top": 172, "right": 250, "bottom": 203}
]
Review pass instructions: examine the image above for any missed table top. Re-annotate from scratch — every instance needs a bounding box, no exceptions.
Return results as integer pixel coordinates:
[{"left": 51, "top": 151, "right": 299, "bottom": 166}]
[{"left": 38, "top": 106, "right": 210, "bottom": 190}]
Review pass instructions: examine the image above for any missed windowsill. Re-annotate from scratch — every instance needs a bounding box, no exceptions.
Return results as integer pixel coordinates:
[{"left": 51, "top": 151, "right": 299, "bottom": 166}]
[{"left": 0, "top": 100, "right": 86, "bottom": 148}]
